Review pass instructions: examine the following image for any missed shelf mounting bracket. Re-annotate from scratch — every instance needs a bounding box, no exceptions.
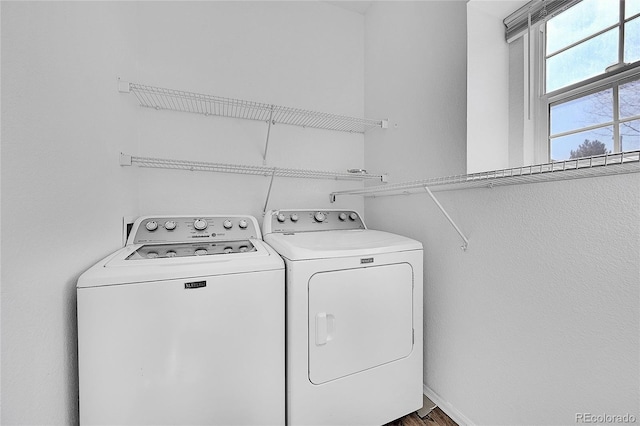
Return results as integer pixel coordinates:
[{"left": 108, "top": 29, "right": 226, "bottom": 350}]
[
  {"left": 117, "top": 78, "right": 130, "bottom": 93},
  {"left": 424, "top": 186, "right": 468, "bottom": 251},
  {"left": 263, "top": 106, "right": 275, "bottom": 165},
  {"left": 262, "top": 168, "right": 277, "bottom": 216},
  {"left": 119, "top": 152, "right": 132, "bottom": 166}
]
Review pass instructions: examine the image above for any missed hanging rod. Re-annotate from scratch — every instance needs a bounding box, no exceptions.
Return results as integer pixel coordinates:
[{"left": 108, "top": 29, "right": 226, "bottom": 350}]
[
  {"left": 118, "top": 80, "right": 388, "bottom": 134},
  {"left": 120, "top": 153, "right": 387, "bottom": 182},
  {"left": 330, "top": 150, "right": 640, "bottom": 201}
]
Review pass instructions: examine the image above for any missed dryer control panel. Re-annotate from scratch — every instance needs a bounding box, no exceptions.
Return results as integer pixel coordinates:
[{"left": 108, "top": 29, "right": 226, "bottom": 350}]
[
  {"left": 263, "top": 210, "right": 366, "bottom": 234},
  {"left": 128, "top": 215, "right": 261, "bottom": 245}
]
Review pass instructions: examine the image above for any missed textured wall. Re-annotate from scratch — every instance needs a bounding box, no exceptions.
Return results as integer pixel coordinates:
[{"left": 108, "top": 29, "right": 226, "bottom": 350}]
[
  {"left": 364, "top": 1, "right": 467, "bottom": 183},
  {"left": 1, "top": 3, "right": 139, "bottom": 423},
  {"left": 365, "top": 175, "right": 640, "bottom": 425},
  {"left": 1, "top": 2, "right": 365, "bottom": 424},
  {"left": 364, "top": 1, "right": 640, "bottom": 424}
]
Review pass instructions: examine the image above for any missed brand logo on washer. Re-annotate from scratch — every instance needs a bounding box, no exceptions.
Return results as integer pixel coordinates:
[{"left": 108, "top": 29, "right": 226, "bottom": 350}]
[
  {"left": 360, "top": 257, "right": 374, "bottom": 264},
  {"left": 185, "top": 280, "right": 206, "bottom": 289}
]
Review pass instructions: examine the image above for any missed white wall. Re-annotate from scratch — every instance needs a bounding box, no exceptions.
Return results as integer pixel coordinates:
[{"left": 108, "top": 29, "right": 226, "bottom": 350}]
[
  {"left": 2, "top": 3, "right": 139, "bottom": 424},
  {"left": 467, "top": 0, "right": 526, "bottom": 173},
  {"left": 130, "top": 1, "right": 367, "bottom": 218},
  {"left": 365, "top": 2, "right": 640, "bottom": 425},
  {"left": 1, "top": 2, "right": 365, "bottom": 424},
  {"left": 364, "top": 1, "right": 467, "bottom": 183},
  {"left": 4, "top": 2, "right": 639, "bottom": 425}
]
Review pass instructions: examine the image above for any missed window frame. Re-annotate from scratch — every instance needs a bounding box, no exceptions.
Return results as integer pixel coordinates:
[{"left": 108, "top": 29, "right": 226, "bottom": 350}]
[{"left": 534, "top": 0, "right": 640, "bottom": 162}]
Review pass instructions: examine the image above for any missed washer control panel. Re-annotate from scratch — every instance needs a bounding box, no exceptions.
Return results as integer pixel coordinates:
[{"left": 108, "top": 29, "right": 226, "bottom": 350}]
[
  {"left": 129, "top": 215, "right": 260, "bottom": 245},
  {"left": 264, "top": 209, "right": 366, "bottom": 234}
]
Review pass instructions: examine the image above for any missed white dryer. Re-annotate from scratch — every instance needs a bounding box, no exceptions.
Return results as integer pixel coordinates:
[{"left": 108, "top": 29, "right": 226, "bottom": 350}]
[
  {"left": 77, "top": 215, "right": 284, "bottom": 426},
  {"left": 263, "top": 209, "right": 423, "bottom": 426}
]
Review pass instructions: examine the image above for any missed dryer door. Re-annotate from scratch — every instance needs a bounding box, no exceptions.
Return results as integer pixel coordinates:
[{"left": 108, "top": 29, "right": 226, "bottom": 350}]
[{"left": 308, "top": 263, "right": 414, "bottom": 385}]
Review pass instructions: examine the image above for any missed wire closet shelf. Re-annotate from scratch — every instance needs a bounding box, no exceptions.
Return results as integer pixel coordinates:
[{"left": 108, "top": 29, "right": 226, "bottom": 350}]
[
  {"left": 120, "top": 153, "right": 387, "bottom": 182},
  {"left": 120, "top": 81, "right": 387, "bottom": 134},
  {"left": 330, "top": 150, "right": 640, "bottom": 201}
]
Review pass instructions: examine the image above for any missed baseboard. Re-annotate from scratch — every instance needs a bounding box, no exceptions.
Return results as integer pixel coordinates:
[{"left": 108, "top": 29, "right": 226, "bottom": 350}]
[{"left": 423, "top": 384, "right": 476, "bottom": 426}]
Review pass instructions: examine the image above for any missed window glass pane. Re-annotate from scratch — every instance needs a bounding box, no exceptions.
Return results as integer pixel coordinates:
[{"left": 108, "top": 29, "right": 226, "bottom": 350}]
[
  {"left": 550, "top": 89, "right": 613, "bottom": 135},
  {"left": 550, "top": 127, "right": 613, "bottom": 160},
  {"left": 619, "top": 79, "right": 640, "bottom": 119},
  {"left": 621, "top": 120, "right": 640, "bottom": 151},
  {"left": 626, "top": 0, "right": 640, "bottom": 18},
  {"left": 546, "top": 28, "right": 619, "bottom": 92},
  {"left": 546, "top": 0, "right": 619, "bottom": 54},
  {"left": 624, "top": 17, "right": 640, "bottom": 63}
]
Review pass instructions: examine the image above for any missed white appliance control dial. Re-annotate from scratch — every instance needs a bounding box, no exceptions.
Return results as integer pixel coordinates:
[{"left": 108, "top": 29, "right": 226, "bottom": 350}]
[
  {"left": 194, "top": 248, "right": 208, "bottom": 256},
  {"left": 193, "top": 219, "right": 208, "bottom": 230},
  {"left": 314, "top": 212, "right": 326, "bottom": 222},
  {"left": 131, "top": 215, "right": 260, "bottom": 244},
  {"left": 267, "top": 210, "right": 365, "bottom": 233}
]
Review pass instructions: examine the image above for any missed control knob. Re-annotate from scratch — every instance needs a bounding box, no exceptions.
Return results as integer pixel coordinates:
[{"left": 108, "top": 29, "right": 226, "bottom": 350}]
[
  {"left": 193, "top": 219, "right": 208, "bottom": 231},
  {"left": 164, "top": 220, "right": 177, "bottom": 231},
  {"left": 277, "top": 213, "right": 286, "bottom": 223},
  {"left": 238, "top": 219, "right": 248, "bottom": 229},
  {"left": 349, "top": 212, "right": 358, "bottom": 221},
  {"left": 194, "top": 248, "right": 208, "bottom": 256},
  {"left": 223, "top": 220, "right": 233, "bottom": 229},
  {"left": 145, "top": 221, "right": 158, "bottom": 231},
  {"left": 338, "top": 213, "right": 347, "bottom": 221},
  {"left": 314, "top": 212, "right": 326, "bottom": 222},
  {"left": 290, "top": 213, "right": 299, "bottom": 222}
]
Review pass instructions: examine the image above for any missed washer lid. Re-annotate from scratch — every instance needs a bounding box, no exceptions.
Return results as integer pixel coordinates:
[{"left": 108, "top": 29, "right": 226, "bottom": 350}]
[
  {"left": 125, "top": 240, "right": 257, "bottom": 260},
  {"left": 264, "top": 229, "right": 422, "bottom": 260},
  {"left": 77, "top": 239, "right": 283, "bottom": 288}
]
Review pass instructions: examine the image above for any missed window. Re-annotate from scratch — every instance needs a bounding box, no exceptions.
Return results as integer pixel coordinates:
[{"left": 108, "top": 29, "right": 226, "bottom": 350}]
[{"left": 543, "top": 0, "right": 640, "bottom": 161}]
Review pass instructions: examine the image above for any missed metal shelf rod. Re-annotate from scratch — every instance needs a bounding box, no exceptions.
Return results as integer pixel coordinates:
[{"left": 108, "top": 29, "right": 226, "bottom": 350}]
[
  {"left": 330, "top": 150, "right": 640, "bottom": 200},
  {"left": 119, "top": 80, "right": 388, "bottom": 134},
  {"left": 120, "top": 153, "right": 387, "bottom": 182}
]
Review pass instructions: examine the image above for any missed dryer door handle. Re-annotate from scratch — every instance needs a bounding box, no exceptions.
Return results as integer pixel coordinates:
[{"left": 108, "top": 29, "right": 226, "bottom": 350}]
[{"left": 315, "top": 312, "right": 335, "bottom": 346}]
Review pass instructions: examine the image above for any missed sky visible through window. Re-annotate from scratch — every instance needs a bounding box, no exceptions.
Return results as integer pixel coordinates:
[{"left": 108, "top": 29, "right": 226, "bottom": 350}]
[{"left": 547, "top": 0, "right": 640, "bottom": 161}]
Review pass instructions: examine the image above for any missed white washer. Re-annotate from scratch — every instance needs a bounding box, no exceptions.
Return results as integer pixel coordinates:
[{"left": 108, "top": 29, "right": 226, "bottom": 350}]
[
  {"left": 263, "top": 209, "right": 423, "bottom": 426},
  {"left": 77, "top": 215, "right": 284, "bottom": 426}
]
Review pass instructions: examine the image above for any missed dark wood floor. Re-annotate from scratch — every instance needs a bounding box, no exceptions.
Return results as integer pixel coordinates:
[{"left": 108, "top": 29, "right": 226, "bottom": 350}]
[{"left": 384, "top": 407, "right": 458, "bottom": 426}]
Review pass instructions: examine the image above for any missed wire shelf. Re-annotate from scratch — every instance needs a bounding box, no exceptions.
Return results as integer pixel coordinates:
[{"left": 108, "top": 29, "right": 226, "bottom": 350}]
[
  {"left": 120, "top": 153, "right": 387, "bottom": 182},
  {"left": 120, "top": 81, "right": 387, "bottom": 133},
  {"left": 330, "top": 150, "right": 640, "bottom": 200}
]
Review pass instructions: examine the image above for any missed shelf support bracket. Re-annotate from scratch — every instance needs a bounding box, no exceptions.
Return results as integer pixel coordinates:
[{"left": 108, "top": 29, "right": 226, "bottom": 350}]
[
  {"left": 119, "top": 152, "right": 132, "bottom": 166},
  {"left": 263, "top": 168, "right": 277, "bottom": 216},
  {"left": 424, "top": 186, "right": 468, "bottom": 251},
  {"left": 117, "top": 78, "right": 131, "bottom": 93},
  {"left": 263, "top": 106, "right": 275, "bottom": 165}
]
